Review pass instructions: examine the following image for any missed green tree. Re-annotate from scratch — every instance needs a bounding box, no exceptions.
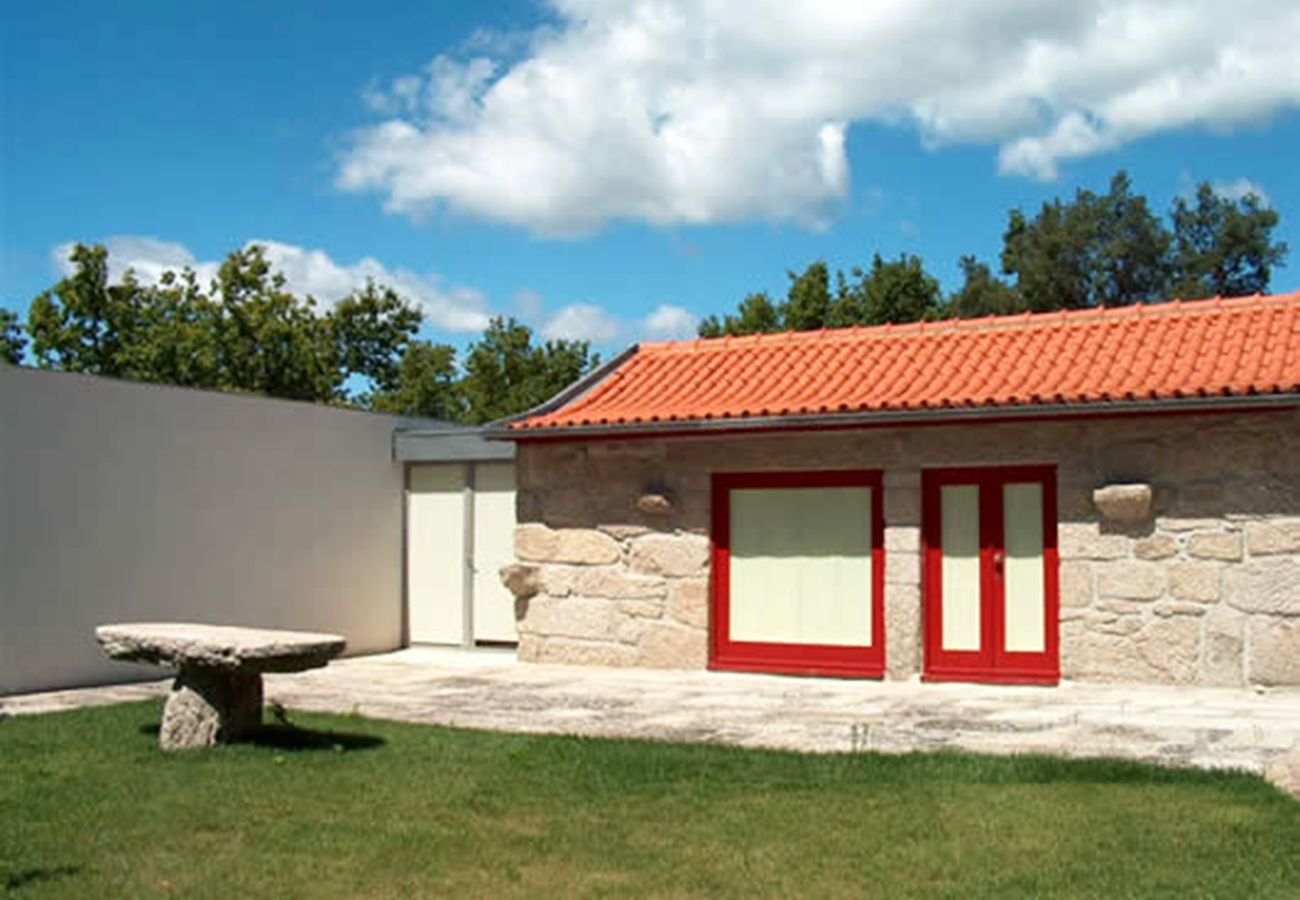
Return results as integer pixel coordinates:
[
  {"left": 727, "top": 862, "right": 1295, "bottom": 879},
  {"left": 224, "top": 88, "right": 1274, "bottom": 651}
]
[
  {"left": 1001, "top": 171, "right": 1170, "bottom": 310},
  {"left": 27, "top": 244, "right": 138, "bottom": 375},
  {"left": 210, "top": 245, "right": 339, "bottom": 402},
  {"left": 370, "top": 340, "right": 463, "bottom": 420},
  {"left": 856, "top": 253, "right": 942, "bottom": 325},
  {"left": 458, "top": 316, "right": 597, "bottom": 424},
  {"left": 781, "top": 261, "right": 832, "bottom": 331},
  {"left": 1170, "top": 182, "right": 1288, "bottom": 299},
  {"left": 697, "top": 292, "right": 782, "bottom": 337},
  {"left": 331, "top": 281, "right": 423, "bottom": 398},
  {"left": 1, "top": 308, "right": 25, "bottom": 363},
  {"left": 944, "top": 256, "right": 1025, "bottom": 319}
]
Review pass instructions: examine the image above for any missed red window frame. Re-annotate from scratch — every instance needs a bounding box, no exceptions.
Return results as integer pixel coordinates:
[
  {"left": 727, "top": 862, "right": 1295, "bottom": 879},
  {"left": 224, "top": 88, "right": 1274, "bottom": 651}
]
[
  {"left": 921, "top": 465, "right": 1059, "bottom": 685},
  {"left": 710, "top": 469, "right": 885, "bottom": 678}
]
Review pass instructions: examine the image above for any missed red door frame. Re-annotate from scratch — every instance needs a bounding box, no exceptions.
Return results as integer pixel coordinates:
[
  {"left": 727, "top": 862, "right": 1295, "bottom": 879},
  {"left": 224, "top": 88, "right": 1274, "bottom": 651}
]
[
  {"left": 710, "top": 469, "right": 885, "bottom": 678},
  {"left": 921, "top": 465, "right": 1059, "bottom": 685}
]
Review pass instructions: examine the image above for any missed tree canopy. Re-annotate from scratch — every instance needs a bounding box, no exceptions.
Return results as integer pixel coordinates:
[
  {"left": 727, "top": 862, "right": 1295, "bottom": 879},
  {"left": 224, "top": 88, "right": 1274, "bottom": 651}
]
[
  {"left": 10, "top": 171, "right": 1288, "bottom": 411},
  {"left": 1, "top": 309, "right": 24, "bottom": 364},
  {"left": 700, "top": 171, "right": 1288, "bottom": 335},
  {"left": 22, "top": 243, "right": 597, "bottom": 422}
]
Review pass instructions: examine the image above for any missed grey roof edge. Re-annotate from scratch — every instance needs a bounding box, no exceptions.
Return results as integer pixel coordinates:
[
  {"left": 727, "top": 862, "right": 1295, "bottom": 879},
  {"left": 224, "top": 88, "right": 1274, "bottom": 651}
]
[
  {"left": 480, "top": 344, "right": 641, "bottom": 440},
  {"left": 488, "top": 392, "right": 1300, "bottom": 441},
  {"left": 392, "top": 428, "right": 516, "bottom": 462}
]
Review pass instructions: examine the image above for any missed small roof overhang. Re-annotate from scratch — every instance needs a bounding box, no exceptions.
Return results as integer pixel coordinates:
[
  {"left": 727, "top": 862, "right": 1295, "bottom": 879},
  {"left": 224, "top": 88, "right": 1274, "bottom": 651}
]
[{"left": 393, "top": 427, "right": 516, "bottom": 462}]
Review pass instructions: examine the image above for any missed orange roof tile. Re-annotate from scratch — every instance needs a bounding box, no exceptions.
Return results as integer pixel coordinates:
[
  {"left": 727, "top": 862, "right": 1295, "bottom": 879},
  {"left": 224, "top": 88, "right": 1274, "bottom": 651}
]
[{"left": 507, "top": 293, "right": 1300, "bottom": 433}]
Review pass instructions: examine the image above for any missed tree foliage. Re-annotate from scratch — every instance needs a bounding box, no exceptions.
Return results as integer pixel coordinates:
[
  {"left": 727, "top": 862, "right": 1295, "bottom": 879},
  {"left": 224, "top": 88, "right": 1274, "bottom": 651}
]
[
  {"left": 369, "top": 340, "right": 462, "bottom": 420},
  {"left": 24, "top": 243, "right": 596, "bottom": 423},
  {"left": 1, "top": 308, "right": 25, "bottom": 364},
  {"left": 699, "top": 254, "right": 943, "bottom": 337},
  {"left": 700, "top": 170, "right": 1288, "bottom": 337},
  {"left": 457, "top": 317, "right": 596, "bottom": 424},
  {"left": 1170, "top": 183, "right": 1287, "bottom": 299},
  {"left": 944, "top": 256, "right": 1025, "bottom": 319},
  {"left": 1001, "top": 172, "right": 1171, "bottom": 310}
]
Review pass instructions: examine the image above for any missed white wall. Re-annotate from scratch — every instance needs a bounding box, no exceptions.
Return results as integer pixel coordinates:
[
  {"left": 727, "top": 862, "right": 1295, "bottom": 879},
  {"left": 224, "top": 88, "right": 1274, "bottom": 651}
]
[{"left": 0, "top": 367, "right": 418, "bottom": 694}]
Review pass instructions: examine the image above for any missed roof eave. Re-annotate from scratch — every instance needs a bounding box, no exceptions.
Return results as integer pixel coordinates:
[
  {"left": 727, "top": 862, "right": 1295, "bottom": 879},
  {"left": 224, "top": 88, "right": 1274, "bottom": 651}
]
[{"left": 486, "top": 392, "right": 1300, "bottom": 441}]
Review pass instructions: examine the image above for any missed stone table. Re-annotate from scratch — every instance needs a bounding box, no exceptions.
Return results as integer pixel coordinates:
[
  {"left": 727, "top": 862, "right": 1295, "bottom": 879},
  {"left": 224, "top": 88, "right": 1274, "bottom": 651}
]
[{"left": 96, "top": 623, "right": 345, "bottom": 750}]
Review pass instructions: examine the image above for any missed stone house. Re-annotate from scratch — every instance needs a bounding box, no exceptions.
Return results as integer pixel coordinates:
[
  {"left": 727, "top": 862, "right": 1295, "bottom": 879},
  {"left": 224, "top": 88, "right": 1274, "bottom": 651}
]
[{"left": 490, "top": 293, "right": 1300, "bottom": 688}]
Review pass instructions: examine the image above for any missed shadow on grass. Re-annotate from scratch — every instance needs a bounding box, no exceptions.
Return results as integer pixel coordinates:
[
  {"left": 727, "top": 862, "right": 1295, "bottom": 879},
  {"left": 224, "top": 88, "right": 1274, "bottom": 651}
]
[
  {"left": 136, "top": 723, "right": 384, "bottom": 752},
  {"left": 4, "top": 865, "right": 84, "bottom": 891}
]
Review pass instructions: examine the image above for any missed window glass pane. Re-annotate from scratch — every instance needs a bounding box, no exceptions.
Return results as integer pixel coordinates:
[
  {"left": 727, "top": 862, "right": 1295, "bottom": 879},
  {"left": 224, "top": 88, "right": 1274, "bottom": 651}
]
[
  {"left": 729, "top": 487, "right": 873, "bottom": 646},
  {"left": 1003, "top": 482, "right": 1045, "bottom": 653},
  {"left": 940, "top": 484, "right": 981, "bottom": 651}
]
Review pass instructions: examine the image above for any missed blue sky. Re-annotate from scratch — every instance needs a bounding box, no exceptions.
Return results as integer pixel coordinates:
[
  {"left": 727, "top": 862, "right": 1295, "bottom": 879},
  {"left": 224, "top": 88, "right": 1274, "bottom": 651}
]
[{"left": 3, "top": 0, "right": 1298, "bottom": 357}]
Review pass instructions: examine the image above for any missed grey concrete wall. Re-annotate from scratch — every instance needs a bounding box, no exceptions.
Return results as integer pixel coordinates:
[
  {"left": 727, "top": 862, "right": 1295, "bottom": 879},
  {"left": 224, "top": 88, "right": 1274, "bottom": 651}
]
[{"left": 1, "top": 366, "right": 416, "bottom": 694}]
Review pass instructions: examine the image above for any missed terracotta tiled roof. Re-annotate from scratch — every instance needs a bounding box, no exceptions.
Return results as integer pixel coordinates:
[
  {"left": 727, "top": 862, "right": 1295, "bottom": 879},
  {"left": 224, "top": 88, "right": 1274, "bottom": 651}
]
[{"left": 508, "top": 293, "right": 1300, "bottom": 432}]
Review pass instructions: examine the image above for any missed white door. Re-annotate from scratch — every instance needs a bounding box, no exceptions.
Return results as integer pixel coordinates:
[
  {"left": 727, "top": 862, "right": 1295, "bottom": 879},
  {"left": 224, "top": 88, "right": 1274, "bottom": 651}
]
[
  {"left": 471, "top": 462, "right": 518, "bottom": 643},
  {"left": 406, "top": 464, "right": 466, "bottom": 644}
]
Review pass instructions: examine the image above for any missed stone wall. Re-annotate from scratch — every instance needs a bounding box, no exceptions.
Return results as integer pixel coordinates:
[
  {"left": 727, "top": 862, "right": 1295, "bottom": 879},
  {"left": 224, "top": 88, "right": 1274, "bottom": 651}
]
[{"left": 506, "top": 407, "right": 1300, "bottom": 686}]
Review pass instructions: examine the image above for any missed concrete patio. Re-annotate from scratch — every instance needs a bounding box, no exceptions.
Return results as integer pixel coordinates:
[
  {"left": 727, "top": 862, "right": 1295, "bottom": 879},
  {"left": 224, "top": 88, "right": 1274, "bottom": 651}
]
[{"left": 5, "top": 646, "right": 1300, "bottom": 782}]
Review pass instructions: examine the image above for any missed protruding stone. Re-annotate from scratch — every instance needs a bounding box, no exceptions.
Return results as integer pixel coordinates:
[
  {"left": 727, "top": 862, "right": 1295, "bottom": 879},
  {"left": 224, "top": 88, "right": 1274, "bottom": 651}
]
[
  {"left": 1167, "top": 562, "right": 1220, "bottom": 602},
  {"left": 1133, "top": 534, "right": 1177, "bottom": 560},
  {"left": 1187, "top": 531, "right": 1244, "bottom": 561},
  {"left": 1092, "top": 483, "right": 1152, "bottom": 522},
  {"left": 636, "top": 493, "right": 673, "bottom": 515},
  {"left": 500, "top": 563, "right": 542, "bottom": 600},
  {"left": 1248, "top": 618, "right": 1300, "bottom": 685},
  {"left": 628, "top": 532, "right": 710, "bottom": 577},
  {"left": 1095, "top": 561, "right": 1164, "bottom": 599},
  {"left": 1224, "top": 559, "right": 1300, "bottom": 615},
  {"left": 1245, "top": 520, "right": 1300, "bottom": 556}
]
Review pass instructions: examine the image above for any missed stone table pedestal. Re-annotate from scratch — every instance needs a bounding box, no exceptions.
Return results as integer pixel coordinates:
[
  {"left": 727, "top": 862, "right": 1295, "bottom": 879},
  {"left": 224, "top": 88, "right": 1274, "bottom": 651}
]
[{"left": 96, "top": 623, "right": 346, "bottom": 750}]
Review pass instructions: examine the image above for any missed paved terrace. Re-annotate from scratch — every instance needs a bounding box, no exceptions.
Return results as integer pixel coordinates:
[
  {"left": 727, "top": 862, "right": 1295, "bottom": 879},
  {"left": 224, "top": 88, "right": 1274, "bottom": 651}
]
[{"left": 5, "top": 647, "right": 1300, "bottom": 780}]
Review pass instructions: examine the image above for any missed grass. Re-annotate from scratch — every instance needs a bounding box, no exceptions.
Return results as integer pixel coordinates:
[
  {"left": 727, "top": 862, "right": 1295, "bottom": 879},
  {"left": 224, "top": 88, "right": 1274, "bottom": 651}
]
[{"left": 1, "top": 701, "right": 1297, "bottom": 899}]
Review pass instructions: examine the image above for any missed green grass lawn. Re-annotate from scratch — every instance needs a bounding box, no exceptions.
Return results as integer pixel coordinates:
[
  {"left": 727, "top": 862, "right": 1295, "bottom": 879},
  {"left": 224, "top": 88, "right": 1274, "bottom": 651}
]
[{"left": 1, "top": 701, "right": 1297, "bottom": 899}]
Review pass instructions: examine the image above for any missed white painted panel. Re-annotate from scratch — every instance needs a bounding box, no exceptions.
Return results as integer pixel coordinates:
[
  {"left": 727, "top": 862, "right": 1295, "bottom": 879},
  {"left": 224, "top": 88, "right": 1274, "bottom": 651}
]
[
  {"left": 1003, "top": 482, "right": 1046, "bottom": 653},
  {"left": 407, "top": 464, "right": 466, "bottom": 645},
  {"left": 729, "top": 487, "right": 873, "bottom": 647},
  {"left": 940, "top": 484, "right": 982, "bottom": 652},
  {"left": 472, "top": 462, "right": 518, "bottom": 643}
]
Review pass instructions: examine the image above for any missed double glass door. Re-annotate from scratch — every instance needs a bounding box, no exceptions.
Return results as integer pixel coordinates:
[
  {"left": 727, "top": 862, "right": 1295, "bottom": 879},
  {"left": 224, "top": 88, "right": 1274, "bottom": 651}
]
[{"left": 922, "top": 466, "right": 1058, "bottom": 683}]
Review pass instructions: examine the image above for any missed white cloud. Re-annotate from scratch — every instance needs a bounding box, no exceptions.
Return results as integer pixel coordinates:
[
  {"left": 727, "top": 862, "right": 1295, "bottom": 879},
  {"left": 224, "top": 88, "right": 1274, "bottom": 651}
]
[
  {"left": 535, "top": 299, "right": 699, "bottom": 345},
  {"left": 540, "top": 302, "right": 622, "bottom": 342},
  {"left": 1212, "top": 177, "right": 1271, "bottom": 206},
  {"left": 52, "top": 236, "right": 490, "bottom": 332},
  {"left": 338, "top": 1, "right": 1300, "bottom": 234},
  {"left": 640, "top": 304, "right": 698, "bottom": 341}
]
